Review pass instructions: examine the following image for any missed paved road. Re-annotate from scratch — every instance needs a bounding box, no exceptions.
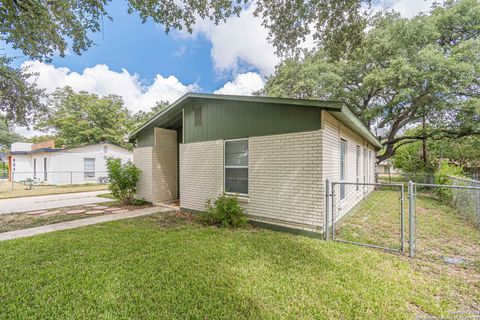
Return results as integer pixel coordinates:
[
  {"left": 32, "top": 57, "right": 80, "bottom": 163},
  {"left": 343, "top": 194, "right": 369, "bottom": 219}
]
[
  {"left": 0, "top": 191, "right": 112, "bottom": 214},
  {"left": 0, "top": 206, "right": 167, "bottom": 241}
]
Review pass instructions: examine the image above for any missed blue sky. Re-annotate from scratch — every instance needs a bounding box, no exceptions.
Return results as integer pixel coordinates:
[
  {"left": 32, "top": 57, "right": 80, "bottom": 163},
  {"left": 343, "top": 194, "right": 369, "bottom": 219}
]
[{"left": 4, "top": 0, "right": 434, "bottom": 136}]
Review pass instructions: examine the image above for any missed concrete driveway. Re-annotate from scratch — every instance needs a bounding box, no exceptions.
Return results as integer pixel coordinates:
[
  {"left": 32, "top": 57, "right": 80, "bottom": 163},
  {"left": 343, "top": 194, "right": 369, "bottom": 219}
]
[{"left": 0, "top": 191, "right": 112, "bottom": 214}]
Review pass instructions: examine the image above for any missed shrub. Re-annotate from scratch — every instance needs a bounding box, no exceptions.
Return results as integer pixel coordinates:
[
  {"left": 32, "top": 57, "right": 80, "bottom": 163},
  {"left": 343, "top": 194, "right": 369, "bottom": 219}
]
[
  {"left": 434, "top": 160, "right": 465, "bottom": 202},
  {"left": 201, "top": 193, "right": 248, "bottom": 228},
  {"left": 106, "top": 158, "right": 141, "bottom": 205}
]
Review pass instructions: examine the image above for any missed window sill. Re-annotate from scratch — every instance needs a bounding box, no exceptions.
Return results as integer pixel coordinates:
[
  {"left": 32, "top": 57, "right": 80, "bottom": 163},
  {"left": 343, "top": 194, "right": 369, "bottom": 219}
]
[{"left": 225, "top": 193, "right": 249, "bottom": 203}]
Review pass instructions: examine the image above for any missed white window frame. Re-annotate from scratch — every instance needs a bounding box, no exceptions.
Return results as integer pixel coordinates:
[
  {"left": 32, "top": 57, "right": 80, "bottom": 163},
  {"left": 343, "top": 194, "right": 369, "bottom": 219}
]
[
  {"left": 356, "top": 145, "right": 360, "bottom": 191},
  {"left": 84, "top": 158, "right": 96, "bottom": 179},
  {"left": 368, "top": 150, "right": 372, "bottom": 183},
  {"left": 224, "top": 138, "right": 249, "bottom": 197},
  {"left": 339, "top": 139, "right": 347, "bottom": 200}
]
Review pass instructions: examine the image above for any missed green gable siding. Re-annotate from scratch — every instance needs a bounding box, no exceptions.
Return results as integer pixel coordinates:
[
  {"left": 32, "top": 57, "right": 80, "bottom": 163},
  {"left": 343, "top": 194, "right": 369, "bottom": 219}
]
[
  {"left": 183, "top": 100, "right": 321, "bottom": 143},
  {"left": 136, "top": 127, "right": 155, "bottom": 147}
]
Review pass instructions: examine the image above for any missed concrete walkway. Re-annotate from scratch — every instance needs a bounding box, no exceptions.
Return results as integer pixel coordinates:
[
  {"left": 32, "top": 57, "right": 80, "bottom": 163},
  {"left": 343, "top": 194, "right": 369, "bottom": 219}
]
[
  {"left": 0, "top": 191, "right": 112, "bottom": 214},
  {"left": 0, "top": 206, "right": 168, "bottom": 241}
]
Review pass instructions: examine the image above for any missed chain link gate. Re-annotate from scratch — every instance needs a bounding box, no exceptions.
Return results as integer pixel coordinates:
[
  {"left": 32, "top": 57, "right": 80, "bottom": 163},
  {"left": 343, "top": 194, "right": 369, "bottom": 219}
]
[{"left": 325, "top": 180, "right": 405, "bottom": 253}]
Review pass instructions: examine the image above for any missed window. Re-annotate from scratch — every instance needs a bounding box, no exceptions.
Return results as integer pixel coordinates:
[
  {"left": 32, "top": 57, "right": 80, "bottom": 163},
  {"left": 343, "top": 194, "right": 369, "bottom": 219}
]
[
  {"left": 43, "top": 157, "right": 47, "bottom": 181},
  {"left": 224, "top": 139, "right": 248, "bottom": 195},
  {"left": 194, "top": 106, "right": 202, "bottom": 126},
  {"left": 356, "top": 146, "right": 360, "bottom": 191},
  {"left": 368, "top": 150, "right": 372, "bottom": 182},
  {"left": 103, "top": 145, "right": 108, "bottom": 153},
  {"left": 84, "top": 158, "right": 95, "bottom": 178},
  {"left": 340, "top": 139, "right": 346, "bottom": 200},
  {"left": 33, "top": 158, "right": 37, "bottom": 179},
  {"left": 363, "top": 148, "right": 368, "bottom": 183}
]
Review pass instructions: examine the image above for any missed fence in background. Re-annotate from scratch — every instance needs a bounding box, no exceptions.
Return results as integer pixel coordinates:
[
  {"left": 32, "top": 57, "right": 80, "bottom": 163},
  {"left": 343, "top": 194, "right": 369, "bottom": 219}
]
[
  {"left": 4, "top": 171, "right": 109, "bottom": 190},
  {"left": 447, "top": 176, "right": 480, "bottom": 227}
]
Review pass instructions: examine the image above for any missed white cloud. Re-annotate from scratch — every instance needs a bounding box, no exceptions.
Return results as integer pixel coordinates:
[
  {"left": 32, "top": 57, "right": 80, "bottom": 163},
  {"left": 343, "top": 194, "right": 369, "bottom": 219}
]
[
  {"left": 21, "top": 60, "right": 199, "bottom": 113},
  {"left": 177, "top": 5, "right": 279, "bottom": 77},
  {"left": 176, "top": 1, "right": 434, "bottom": 77},
  {"left": 372, "top": 0, "right": 435, "bottom": 17},
  {"left": 214, "top": 72, "right": 264, "bottom": 95}
]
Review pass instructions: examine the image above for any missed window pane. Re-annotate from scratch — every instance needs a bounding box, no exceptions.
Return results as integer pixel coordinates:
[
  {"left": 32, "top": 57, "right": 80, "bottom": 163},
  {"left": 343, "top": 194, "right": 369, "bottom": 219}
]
[
  {"left": 225, "top": 168, "right": 248, "bottom": 194},
  {"left": 84, "top": 159, "right": 95, "bottom": 178},
  {"left": 225, "top": 140, "right": 248, "bottom": 166}
]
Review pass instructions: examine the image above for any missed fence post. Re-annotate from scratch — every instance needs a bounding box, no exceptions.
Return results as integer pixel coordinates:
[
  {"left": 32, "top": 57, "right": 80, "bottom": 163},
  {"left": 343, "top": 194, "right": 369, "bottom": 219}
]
[
  {"left": 70, "top": 171, "right": 73, "bottom": 185},
  {"left": 400, "top": 184, "right": 405, "bottom": 253},
  {"left": 325, "top": 179, "right": 330, "bottom": 240},
  {"left": 408, "top": 181, "right": 415, "bottom": 258},
  {"left": 11, "top": 172, "right": 14, "bottom": 190}
]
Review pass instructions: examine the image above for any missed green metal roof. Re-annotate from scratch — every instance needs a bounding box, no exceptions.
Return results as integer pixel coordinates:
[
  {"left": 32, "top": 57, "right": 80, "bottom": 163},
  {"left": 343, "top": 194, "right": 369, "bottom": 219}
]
[{"left": 129, "top": 93, "right": 382, "bottom": 149}]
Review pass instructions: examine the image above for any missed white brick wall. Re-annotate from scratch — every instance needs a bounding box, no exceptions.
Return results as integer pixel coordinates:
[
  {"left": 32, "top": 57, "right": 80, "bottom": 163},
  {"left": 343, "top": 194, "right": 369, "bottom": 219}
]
[
  {"left": 321, "top": 111, "right": 377, "bottom": 222},
  {"left": 179, "top": 140, "right": 223, "bottom": 211},
  {"left": 247, "top": 132, "right": 323, "bottom": 231},
  {"left": 134, "top": 128, "right": 177, "bottom": 203}
]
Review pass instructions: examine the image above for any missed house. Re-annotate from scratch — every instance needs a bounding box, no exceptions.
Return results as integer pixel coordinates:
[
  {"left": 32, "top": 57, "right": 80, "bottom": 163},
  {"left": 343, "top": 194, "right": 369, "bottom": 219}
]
[
  {"left": 8, "top": 141, "right": 132, "bottom": 185},
  {"left": 378, "top": 159, "right": 400, "bottom": 175},
  {"left": 129, "top": 93, "right": 382, "bottom": 234}
]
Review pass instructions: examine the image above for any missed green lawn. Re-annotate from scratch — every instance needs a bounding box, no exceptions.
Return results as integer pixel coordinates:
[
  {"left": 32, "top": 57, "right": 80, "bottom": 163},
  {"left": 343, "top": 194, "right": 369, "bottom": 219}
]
[
  {"left": 0, "top": 181, "right": 108, "bottom": 199},
  {"left": 0, "top": 210, "right": 478, "bottom": 319}
]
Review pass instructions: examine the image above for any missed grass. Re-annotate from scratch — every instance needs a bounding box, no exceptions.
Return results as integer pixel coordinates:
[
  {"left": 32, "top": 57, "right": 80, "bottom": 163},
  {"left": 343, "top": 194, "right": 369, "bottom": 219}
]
[
  {"left": 0, "top": 181, "right": 108, "bottom": 199},
  {"left": 0, "top": 208, "right": 479, "bottom": 319}
]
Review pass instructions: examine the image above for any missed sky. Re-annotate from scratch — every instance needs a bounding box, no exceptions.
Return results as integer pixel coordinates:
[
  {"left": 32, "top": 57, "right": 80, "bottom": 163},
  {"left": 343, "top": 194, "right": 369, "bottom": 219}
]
[{"left": 5, "top": 0, "right": 435, "bottom": 136}]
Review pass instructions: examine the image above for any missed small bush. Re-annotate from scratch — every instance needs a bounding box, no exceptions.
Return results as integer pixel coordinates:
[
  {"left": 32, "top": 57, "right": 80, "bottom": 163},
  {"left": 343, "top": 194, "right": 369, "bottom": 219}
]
[
  {"left": 434, "top": 160, "right": 465, "bottom": 202},
  {"left": 106, "top": 158, "right": 141, "bottom": 205},
  {"left": 201, "top": 194, "right": 248, "bottom": 228}
]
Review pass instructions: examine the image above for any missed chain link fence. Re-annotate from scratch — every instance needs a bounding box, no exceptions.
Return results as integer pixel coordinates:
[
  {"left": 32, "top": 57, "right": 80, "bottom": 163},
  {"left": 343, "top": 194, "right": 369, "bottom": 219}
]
[
  {"left": 5, "top": 171, "right": 109, "bottom": 190},
  {"left": 448, "top": 176, "right": 480, "bottom": 227},
  {"left": 326, "top": 181, "right": 405, "bottom": 252}
]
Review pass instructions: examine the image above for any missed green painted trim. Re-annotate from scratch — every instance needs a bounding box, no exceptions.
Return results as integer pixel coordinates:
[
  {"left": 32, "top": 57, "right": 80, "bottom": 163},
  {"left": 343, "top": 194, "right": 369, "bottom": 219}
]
[
  {"left": 250, "top": 220, "right": 324, "bottom": 239},
  {"left": 180, "top": 207, "right": 324, "bottom": 239}
]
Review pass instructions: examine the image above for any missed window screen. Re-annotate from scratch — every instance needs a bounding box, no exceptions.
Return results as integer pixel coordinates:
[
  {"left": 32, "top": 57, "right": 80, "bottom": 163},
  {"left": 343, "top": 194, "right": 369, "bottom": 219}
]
[
  {"left": 224, "top": 140, "right": 248, "bottom": 195},
  {"left": 84, "top": 158, "right": 95, "bottom": 178}
]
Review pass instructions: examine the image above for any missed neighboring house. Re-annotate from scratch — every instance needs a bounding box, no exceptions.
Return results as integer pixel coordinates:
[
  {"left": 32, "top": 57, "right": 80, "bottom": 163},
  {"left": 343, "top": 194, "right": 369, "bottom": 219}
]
[
  {"left": 378, "top": 159, "right": 400, "bottom": 175},
  {"left": 8, "top": 141, "right": 132, "bottom": 185},
  {"left": 129, "top": 93, "right": 382, "bottom": 234}
]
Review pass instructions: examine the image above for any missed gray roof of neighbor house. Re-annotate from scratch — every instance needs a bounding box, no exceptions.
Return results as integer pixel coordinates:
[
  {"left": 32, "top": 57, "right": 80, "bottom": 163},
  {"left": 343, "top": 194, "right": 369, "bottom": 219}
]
[{"left": 130, "top": 93, "right": 383, "bottom": 149}]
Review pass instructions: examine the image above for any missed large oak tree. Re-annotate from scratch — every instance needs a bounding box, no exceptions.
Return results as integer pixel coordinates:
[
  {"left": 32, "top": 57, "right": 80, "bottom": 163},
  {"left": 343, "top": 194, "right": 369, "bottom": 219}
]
[{"left": 261, "top": 0, "right": 480, "bottom": 162}]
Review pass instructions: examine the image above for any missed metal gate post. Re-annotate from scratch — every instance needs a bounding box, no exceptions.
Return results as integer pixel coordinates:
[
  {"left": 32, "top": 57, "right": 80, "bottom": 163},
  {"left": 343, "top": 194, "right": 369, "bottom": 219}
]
[
  {"left": 400, "top": 184, "right": 405, "bottom": 253},
  {"left": 408, "top": 181, "right": 415, "bottom": 258},
  {"left": 325, "top": 179, "right": 330, "bottom": 240}
]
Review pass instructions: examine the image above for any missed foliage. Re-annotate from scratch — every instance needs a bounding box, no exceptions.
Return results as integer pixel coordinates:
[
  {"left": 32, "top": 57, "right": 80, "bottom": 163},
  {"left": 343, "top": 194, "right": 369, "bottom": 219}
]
[
  {"left": 106, "top": 158, "right": 141, "bottom": 206},
  {"left": 0, "top": 55, "right": 46, "bottom": 126},
  {"left": 393, "top": 127, "right": 480, "bottom": 176},
  {"left": 36, "top": 87, "right": 132, "bottom": 148},
  {"left": 434, "top": 160, "right": 466, "bottom": 201},
  {"left": 201, "top": 194, "right": 248, "bottom": 228},
  {"left": 130, "top": 101, "right": 170, "bottom": 129},
  {"left": 0, "top": 116, "right": 24, "bottom": 151},
  {"left": 262, "top": 0, "right": 480, "bottom": 161}
]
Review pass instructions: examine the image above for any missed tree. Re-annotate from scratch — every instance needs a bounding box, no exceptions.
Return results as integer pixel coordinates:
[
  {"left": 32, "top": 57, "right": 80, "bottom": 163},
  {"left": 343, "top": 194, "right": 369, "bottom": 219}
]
[
  {"left": 0, "top": 116, "right": 23, "bottom": 151},
  {"left": 261, "top": 0, "right": 480, "bottom": 162},
  {"left": 0, "top": 55, "right": 46, "bottom": 126},
  {"left": 130, "top": 101, "right": 170, "bottom": 129},
  {"left": 37, "top": 87, "right": 132, "bottom": 148}
]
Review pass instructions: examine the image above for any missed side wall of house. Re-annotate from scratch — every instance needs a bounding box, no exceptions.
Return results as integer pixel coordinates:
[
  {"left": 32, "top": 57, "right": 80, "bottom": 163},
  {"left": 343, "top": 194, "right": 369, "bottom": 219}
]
[
  {"left": 321, "top": 111, "right": 377, "bottom": 222},
  {"left": 179, "top": 131, "right": 323, "bottom": 232},
  {"left": 134, "top": 128, "right": 178, "bottom": 203}
]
